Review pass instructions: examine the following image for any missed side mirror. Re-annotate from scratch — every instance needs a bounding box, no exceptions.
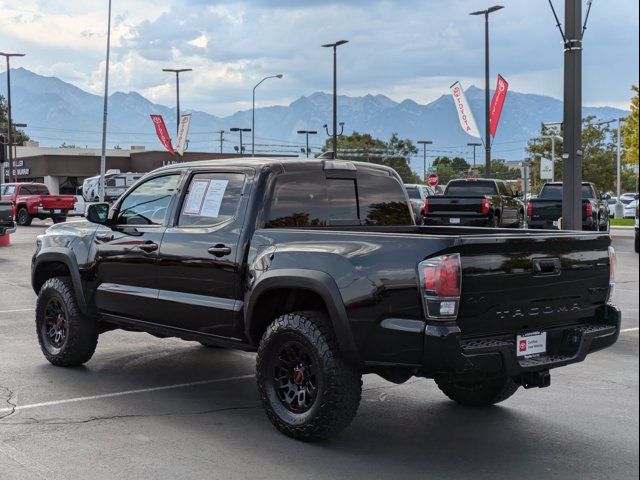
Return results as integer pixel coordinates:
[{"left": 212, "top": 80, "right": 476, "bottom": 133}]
[{"left": 86, "top": 203, "right": 110, "bottom": 225}]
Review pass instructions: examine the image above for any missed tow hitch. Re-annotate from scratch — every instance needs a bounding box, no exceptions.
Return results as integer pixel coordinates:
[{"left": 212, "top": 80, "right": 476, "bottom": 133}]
[{"left": 517, "top": 371, "right": 551, "bottom": 389}]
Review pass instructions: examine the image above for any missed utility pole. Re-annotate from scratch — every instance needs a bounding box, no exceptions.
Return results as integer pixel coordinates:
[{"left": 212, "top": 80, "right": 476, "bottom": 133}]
[
  {"left": 98, "top": 0, "right": 112, "bottom": 203},
  {"left": 217, "top": 130, "right": 225, "bottom": 154},
  {"left": 467, "top": 142, "right": 482, "bottom": 170},
  {"left": 417, "top": 140, "right": 432, "bottom": 181},
  {"left": 1, "top": 52, "right": 26, "bottom": 183},
  {"left": 322, "top": 40, "right": 349, "bottom": 159},
  {"left": 230, "top": 127, "right": 251, "bottom": 154},
  {"left": 162, "top": 68, "right": 192, "bottom": 135},
  {"left": 297, "top": 130, "right": 318, "bottom": 158},
  {"left": 470, "top": 5, "right": 504, "bottom": 177},
  {"left": 561, "top": 0, "right": 583, "bottom": 230}
]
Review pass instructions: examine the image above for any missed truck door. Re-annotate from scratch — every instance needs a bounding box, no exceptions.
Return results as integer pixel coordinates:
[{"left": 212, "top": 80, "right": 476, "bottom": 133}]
[
  {"left": 94, "top": 173, "right": 182, "bottom": 321},
  {"left": 155, "top": 169, "right": 252, "bottom": 339}
]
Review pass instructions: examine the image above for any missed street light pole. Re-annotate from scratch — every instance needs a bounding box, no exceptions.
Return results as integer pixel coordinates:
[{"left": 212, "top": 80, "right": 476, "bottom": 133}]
[
  {"left": 230, "top": 127, "right": 251, "bottom": 154},
  {"left": 163, "top": 68, "right": 192, "bottom": 135},
  {"left": 417, "top": 140, "right": 432, "bottom": 182},
  {"left": 1, "top": 52, "right": 26, "bottom": 183},
  {"left": 322, "top": 40, "right": 349, "bottom": 159},
  {"left": 297, "top": 130, "right": 318, "bottom": 158},
  {"left": 252, "top": 74, "right": 283, "bottom": 156},
  {"left": 470, "top": 5, "right": 504, "bottom": 177},
  {"left": 97, "top": 0, "right": 112, "bottom": 203}
]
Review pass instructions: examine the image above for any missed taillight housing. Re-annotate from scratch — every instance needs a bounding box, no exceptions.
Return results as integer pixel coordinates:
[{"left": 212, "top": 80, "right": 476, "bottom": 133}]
[
  {"left": 527, "top": 202, "right": 533, "bottom": 217},
  {"left": 482, "top": 198, "right": 491, "bottom": 215},
  {"left": 423, "top": 197, "right": 429, "bottom": 214},
  {"left": 607, "top": 246, "right": 616, "bottom": 303},
  {"left": 417, "top": 253, "right": 462, "bottom": 320},
  {"left": 586, "top": 201, "right": 592, "bottom": 218}
]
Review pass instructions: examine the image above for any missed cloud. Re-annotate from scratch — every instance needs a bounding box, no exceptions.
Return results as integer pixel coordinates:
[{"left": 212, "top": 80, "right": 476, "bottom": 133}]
[{"left": 0, "top": 0, "right": 637, "bottom": 116}]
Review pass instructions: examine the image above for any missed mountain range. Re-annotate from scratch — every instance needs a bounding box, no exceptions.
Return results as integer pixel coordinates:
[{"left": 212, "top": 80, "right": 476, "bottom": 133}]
[{"left": 0, "top": 68, "right": 629, "bottom": 170}]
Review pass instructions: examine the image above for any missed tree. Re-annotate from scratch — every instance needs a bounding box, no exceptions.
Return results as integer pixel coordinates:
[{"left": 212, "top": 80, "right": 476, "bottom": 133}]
[
  {"left": 0, "top": 94, "right": 30, "bottom": 146},
  {"left": 432, "top": 156, "right": 470, "bottom": 185},
  {"left": 322, "top": 131, "right": 421, "bottom": 183},
  {"left": 621, "top": 85, "right": 638, "bottom": 168}
]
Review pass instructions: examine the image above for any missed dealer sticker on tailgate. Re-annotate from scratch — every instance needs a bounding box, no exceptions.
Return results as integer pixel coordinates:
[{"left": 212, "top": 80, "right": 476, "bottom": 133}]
[{"left": 517, "top": 331, "right": 547, "bottom": 357}]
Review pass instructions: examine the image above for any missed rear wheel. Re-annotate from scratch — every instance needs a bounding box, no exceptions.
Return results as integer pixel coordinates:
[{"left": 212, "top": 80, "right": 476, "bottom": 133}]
[
  {"left": 491, "top": 214, "right": 501, "bottom": 228},
  {"left": 52, "top": 216, "right": 67, "bottom": 224},
  {"left": 36, "top": 277, "right": 98, "bottom": 367},
  {"left": 435, "top": 375, "right": 519, "bottom": 407},
  {"left": 17, "top": 207, "right": 32, "bottom": 226},
  {"left": 256, "top": 310, "right": 362, "bottom": 440}
]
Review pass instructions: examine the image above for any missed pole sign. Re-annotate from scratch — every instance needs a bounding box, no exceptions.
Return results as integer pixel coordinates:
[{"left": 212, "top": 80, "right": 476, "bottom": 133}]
[
  {"left": 427, "top": 166, "right": 437, "bottom": 174},
  {"left": 175, "top": 114, "right": 192, "bottom": 156},
  {"left": 489, "top": 74, "right": 509, "bottom": 137},
  {"left": 428, "top": 173, "right": 439, "bottom": 187},
  {"left": 450, "top": 81, "right": 481, "bottom": 138},
  {"left": 540, "top": 157, "right": 554, "bottom": 180},
  {"left": 150, "top": 115, "right": 176, "bottom": 156}
]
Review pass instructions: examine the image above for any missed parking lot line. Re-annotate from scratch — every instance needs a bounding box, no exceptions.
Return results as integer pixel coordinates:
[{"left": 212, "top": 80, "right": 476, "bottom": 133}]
[
  {"left": 0, "top": 308, "right": 34, "bottom": 314},
  {"left": 0, "top": 374, "right": 254, "bottom": 415},
  {"left": 620, "top": 327, "right": 639, "bottom": 333}
]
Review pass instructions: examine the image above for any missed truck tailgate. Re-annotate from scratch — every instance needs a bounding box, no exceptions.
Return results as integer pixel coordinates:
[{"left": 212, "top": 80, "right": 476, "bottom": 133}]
[
  {"left": 455, "top": 232, "right": 611, "bottom": 338},
  {"left": 40, "top": 196, "right": 76, "bottom": 209}
]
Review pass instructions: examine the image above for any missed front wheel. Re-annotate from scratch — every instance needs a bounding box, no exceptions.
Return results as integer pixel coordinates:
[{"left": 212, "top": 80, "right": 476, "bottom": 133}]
[
  {"left": 256, "top": 311, "right": 362, "bottom": 440},
  {"left": 435, "top": 375, "right": 519, "bottom": 407},
  {"left": 36, "top": 277, "right": 98, "bottom": 367},
  {"left": 17, "top": 207, "right": 33, "bottom": 226}
]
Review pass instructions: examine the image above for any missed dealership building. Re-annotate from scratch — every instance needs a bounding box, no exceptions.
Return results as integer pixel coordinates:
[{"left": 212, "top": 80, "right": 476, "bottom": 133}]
[{"left": 2, "top": 142, "right": 275, "bottom": 195}]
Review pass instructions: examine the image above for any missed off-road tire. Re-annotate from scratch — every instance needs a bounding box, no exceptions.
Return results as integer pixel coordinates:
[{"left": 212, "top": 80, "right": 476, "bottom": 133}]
[
  {"left": 435, "top": 376, "right": 519, "bottom": 407},
  {"left": 36, "top": 277, "right": 98, "bottom": 367},
  {"left": 491, "top": 214, "right": 501, "bottom": 228},
  {"left": 52, "top": 216, "right": 67, "bottom": 224},
  {"left": 256, "top": 310, "right": 362, "bottom": 441},
  {"left": 17, "top": 207, "right": 33, "bottom": 226}
]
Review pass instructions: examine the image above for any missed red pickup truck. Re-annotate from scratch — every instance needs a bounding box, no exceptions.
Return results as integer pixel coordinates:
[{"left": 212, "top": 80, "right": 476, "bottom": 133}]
[{"left": 0, "top": 183, "right": 76, "bottom": 226}]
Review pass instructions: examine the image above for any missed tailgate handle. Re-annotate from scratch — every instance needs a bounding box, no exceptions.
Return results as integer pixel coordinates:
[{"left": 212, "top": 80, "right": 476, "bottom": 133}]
[{"left": 533, "top": 258, "right": 561, "bottom": 277}]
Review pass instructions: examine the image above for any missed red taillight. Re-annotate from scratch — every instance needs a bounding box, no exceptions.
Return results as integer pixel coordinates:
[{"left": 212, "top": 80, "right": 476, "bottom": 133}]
[
  {"left": 527, "top": 201, "right": 533, "bottom": 217},
  {"left": 421, "top": 255, "right": 461, "bottom": 298},
  {"left": 423, "top": 197, "right": 429, "bottom": 214},
  {"left": 482, "top": 198, "right": 490, "bottom": 216},
  {"left": 607, "top": 246, "right": 616, "bottom": 303},
  {"left": 586, "top": 201, "right": 592, "bottom": 217}
]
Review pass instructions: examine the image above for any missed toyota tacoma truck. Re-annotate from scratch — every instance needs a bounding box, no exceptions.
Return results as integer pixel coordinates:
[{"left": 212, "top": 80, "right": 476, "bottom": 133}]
[
  {"left": 422, "top": 178, "right": 524, "bottom": 228},
  {"left": 527, "top": 182, "right": 610, "bottom": 231},
  {"left": 31, "top": 158, "right": 620, "bottom": 440},
  {"left": 1, "top": 183, "right": 76, "bottom": 226}
]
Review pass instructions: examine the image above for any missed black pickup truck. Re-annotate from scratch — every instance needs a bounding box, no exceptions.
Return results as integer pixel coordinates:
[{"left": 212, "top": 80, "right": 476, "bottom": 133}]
[
  {"left": 0, "top": 200, "right": 16, "bottom": 237},
  {"left": 31, "top": 158, "right": 620, "bottom": 440},
  {"left": 527, "top": 182, "right": 610, "bottom": 231},
  {"left": 422, "top": 178, "right": 524, "bottom": 228}
]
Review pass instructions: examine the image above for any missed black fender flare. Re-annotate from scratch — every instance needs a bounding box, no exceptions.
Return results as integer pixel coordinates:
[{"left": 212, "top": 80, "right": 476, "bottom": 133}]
[
  {"left": 244, "top": 268, "right": 360, "bottom": 364},
  {"left": 32, "top": 248, "right": 88, "bottom": 314}
]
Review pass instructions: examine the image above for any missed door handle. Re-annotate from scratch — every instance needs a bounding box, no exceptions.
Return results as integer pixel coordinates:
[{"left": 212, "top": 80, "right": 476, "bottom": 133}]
[
  {"left": 138, "top": 242, "right": 159, "bottom": 253},
  {"left": 96, "top": 233, "right": 114, "bottom": 242},
  {"left": 208, "top": 244, "right": 232, "bottom": 257},
  {"left": 533, "top": 258, "right": 561, "bottom": 277}
]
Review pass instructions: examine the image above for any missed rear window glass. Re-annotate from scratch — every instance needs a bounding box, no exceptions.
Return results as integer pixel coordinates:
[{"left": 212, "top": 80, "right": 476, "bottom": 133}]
[
  {"left": 540, "top": 184, "right": 595, "bottom": 199},
  {"left": 406, "top": 186, "right": 421, "bottom": 200},
  {"left": 445, "top": 180, "right": 497, "bottom": 196},
  {"left": 178, "top": 173, "right": 245, "bottom": 226},
  {"left": 266, "top": 170, "right": 412, "bottom": 227},
  {"left": 19, "top": 185, "right": 49, "bottom": 195}
]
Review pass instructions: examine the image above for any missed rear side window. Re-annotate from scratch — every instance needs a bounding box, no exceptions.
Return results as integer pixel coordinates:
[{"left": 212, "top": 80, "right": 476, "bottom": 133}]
[
  {"left": 445, "top": 180, "right": 498, "bottom": 196},
  {"left": 178, "top": 173, "right": 245, "bottom": 227},
  {"left": 266, "top": 170, "right": 412, "bottom": 227},
  {"left": 406, "top": 186, "right": 421, "bottom": 200}
]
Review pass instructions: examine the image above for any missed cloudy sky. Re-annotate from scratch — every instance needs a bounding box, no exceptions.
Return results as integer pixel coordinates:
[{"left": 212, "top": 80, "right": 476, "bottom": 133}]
[{"left": 0, "top": 0, "right": 638, "bottom": 115}]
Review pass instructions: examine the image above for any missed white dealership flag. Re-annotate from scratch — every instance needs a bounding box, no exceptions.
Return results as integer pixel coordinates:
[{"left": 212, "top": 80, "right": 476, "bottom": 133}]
[
  {"left": 450, "top": 81, "right": 481, "bottom": 138},
  {"left": 540, "top": 157, "right": 554, "bottom": 180},
  {"left": 176, "top": 114, "right": 192, "bottom": 156}
]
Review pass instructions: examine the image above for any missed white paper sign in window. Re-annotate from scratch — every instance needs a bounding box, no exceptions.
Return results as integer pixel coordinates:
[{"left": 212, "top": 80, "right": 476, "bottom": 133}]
[
  {"left": 200, "top": 180, "right": 229, "bottom": 218},
  {"left": 183, "top": 179, "right": 210, "bottom": 215}
]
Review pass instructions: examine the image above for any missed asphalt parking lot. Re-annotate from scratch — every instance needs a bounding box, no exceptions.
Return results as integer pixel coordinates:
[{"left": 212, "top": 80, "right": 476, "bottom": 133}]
[{"left": 1, "top": 221, "right": 638, "bottom": 480}]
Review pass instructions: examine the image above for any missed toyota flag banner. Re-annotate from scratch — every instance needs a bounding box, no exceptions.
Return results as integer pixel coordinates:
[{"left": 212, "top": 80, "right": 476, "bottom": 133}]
[
  {"left": 150, "top": 115, "right": 176, "bottom": 156},
  {"left": 450, "top": 81, "right": 481, "bottom": 138},
  {"left": 489, "top": 75, "right": 509, "bottom": 137},
  {"left": 175, "top": 114, "right": 192, "bottom": 156}
]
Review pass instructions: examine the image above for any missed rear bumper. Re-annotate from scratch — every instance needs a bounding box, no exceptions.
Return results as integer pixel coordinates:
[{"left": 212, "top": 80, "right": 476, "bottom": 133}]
[
  {"left": 423, "top": 304, "right": 621, "bottom": 377},
  {"left": 423, "top": 214, "right": 492, "bottom": 227},
  {"left": 0, "top": 222, "right": 16, "bottom": 236},
  {"left": 528, "top": 217, "right": 595, "bottom": 230}
]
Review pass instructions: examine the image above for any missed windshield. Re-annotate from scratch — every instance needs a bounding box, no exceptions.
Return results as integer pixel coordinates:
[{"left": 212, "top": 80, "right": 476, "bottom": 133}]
[
  {"left": 1, "top": 185, "right": 16, "bottom": 196},
  {"left": 540, "top": 184, "right": 595, "bottom": 200},
  {"left": 445, "top": 180, "right": 497, "bottom": 196}
]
